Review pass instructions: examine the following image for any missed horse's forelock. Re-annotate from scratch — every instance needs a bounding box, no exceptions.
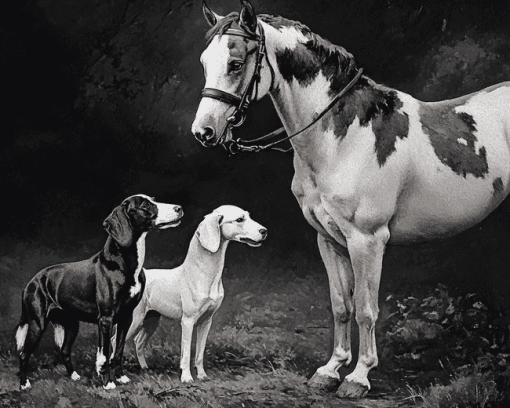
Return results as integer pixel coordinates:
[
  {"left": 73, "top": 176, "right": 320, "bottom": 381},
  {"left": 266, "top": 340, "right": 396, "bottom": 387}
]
[{"left": 205, "top": 12, "right": 240, "bottom": 46}]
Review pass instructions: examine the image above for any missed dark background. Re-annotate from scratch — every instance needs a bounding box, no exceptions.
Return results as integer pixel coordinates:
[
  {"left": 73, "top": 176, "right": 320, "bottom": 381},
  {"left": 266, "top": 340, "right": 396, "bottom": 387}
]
[{"left": 2, "top": 0, "right": 510, "bottom": 321}]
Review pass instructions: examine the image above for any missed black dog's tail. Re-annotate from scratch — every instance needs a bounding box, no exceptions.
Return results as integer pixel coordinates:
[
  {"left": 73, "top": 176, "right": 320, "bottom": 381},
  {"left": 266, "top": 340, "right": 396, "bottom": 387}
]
[{"left": 15, "top": 295, "right": 29, "bottom": 353}]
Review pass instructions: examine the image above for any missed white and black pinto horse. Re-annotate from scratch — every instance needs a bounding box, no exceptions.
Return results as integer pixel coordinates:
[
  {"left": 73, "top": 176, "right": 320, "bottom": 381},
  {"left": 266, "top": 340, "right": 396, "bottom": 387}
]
[{"left": 191, "top": 0, "right": 510, "bottom": 399}]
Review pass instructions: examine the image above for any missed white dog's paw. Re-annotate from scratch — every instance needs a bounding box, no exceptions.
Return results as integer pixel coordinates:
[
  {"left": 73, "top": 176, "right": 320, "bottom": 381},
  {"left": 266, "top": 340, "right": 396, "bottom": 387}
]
[
  {"left": 70, "top": 371, "right": 81, "bottom": 381},
  {"left": 103, "top": 382, "right": 116, "bottom": 390},
  {"left": 180, "top": 373, "right": 194, "bottom": 383},
  {"left": 196, "top": 371, "right": 208, "bottom": 381},
  {"left": 116, "top": 375, "right": 130, "bottom": 384},
  {"left": 20, "top": 380, "right": 31, "bottom": 390}
]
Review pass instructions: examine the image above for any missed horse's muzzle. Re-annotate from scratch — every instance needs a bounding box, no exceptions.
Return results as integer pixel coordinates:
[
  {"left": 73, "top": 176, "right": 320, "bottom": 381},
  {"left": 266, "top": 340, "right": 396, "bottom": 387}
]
[{"left": 193, "top": 126, "right": 219, "bottom": 147}]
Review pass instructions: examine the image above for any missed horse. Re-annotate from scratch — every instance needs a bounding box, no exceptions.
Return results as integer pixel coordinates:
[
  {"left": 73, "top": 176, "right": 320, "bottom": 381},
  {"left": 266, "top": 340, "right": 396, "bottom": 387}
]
[{"left": 191, "top": 0, "right": 510, "bottom": 399}]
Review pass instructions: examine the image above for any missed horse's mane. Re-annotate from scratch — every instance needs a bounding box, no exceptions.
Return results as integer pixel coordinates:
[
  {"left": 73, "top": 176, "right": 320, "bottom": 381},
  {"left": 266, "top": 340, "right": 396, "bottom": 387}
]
[
  {"left": 259, "top": 15, "right": 356, "bottom": 78},
  {"left": 205, "top": 12, "right": 357, "bottom": 81}
]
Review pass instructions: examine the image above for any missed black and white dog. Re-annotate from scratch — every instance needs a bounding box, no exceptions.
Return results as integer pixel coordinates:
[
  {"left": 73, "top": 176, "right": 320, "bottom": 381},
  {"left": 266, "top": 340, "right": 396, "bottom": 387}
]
[{"left": 15, "top": 194, "right": 183, "bottom": 390}]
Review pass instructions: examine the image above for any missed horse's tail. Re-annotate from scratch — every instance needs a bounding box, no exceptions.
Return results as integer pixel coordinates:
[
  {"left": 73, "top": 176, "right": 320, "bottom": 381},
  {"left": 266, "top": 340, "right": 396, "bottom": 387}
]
[{"left": 15, "top": 296, "right": 29, "bottom": 353}]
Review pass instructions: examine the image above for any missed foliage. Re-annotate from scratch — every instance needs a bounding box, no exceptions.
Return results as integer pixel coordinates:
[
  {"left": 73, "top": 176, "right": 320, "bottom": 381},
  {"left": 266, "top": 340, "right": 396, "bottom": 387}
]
[
  {"left": 415, "top": 31, "right": 510, "bottom": 100},
  {"left": 379, "top": 284, "right": 510, "bottom": 406}
]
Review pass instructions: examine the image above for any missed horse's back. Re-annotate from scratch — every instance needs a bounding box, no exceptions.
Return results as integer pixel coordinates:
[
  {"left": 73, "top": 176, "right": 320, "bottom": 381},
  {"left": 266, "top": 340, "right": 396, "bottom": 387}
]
[{"left": 389, "top": 82, "right": 510, "bottom": 243}]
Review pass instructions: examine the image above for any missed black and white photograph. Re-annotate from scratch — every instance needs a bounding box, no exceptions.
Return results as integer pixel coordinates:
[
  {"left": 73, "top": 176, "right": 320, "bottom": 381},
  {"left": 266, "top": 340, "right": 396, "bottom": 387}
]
[{"left": 2, "top": 0, "right": 510, "bottom": 406}]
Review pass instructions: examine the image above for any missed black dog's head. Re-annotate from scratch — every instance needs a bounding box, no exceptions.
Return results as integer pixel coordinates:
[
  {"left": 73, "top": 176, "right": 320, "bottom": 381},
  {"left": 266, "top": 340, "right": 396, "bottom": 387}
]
[{"left": 103, "top": 194, "right": 183, "bottom": 247}]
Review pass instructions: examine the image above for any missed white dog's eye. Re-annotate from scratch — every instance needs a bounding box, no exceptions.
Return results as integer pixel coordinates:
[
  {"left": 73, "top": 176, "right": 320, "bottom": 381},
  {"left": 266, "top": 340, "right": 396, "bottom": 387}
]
[{"left": 236, "top": 217, "right": 244, "bottom": 223}]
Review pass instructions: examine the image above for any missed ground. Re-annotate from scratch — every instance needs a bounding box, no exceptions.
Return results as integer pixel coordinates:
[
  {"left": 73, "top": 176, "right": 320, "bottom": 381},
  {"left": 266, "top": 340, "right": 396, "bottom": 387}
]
[{"left": 0, "top": 243, "right": 507, "bottom": 407}]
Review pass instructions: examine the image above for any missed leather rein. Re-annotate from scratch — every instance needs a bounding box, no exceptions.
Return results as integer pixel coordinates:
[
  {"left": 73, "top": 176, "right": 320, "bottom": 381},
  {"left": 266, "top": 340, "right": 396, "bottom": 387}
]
[{"left": 200, "top": 23, "right": 363, "bottom": 156}]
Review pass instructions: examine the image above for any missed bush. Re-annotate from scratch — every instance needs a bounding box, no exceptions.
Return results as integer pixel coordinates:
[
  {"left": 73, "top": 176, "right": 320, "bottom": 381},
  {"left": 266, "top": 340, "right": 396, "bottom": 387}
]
[{"left": 378, "top": 284, "right": 510, "bottom": 406}]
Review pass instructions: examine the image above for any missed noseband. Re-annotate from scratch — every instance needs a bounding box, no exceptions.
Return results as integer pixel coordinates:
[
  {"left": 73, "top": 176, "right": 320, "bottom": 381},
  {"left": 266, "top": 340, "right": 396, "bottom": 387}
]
[{"left": 200, "top": 22, "right": 363, "bottom": 155}]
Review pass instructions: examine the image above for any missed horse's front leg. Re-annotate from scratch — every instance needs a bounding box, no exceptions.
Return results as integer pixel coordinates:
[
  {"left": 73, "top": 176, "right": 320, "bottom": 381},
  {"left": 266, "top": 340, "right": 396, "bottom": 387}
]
[
  {"left": 308, "top": 234, "right": 354, "bottom": 390},
  {"left": 336, "top": 226, "right": 389, "bottom": 399}
]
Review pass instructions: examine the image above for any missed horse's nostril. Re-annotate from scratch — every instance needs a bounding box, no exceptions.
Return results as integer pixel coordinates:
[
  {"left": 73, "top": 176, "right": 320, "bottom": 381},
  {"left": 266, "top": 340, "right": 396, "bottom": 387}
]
[
  {"left": 174, "top": 206, "right": 183, "bottom": 214},
  {"left": 259, "top": 228, "right": 267, "bottom": 236},
  {"left": 202, "top": 126, "right": 215, "bottom": 140}
]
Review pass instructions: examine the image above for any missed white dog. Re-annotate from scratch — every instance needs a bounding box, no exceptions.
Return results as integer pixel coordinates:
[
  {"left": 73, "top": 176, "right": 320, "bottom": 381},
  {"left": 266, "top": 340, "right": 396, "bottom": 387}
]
[{"left": 124, "top": 205, "right": 267, "bottom": 382}]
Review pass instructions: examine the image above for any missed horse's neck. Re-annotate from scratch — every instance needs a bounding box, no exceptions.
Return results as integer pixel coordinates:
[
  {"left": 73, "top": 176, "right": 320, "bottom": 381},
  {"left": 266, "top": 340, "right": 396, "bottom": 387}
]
[{"left": 264, "top": 25, "right": 341, "bottom": 157}]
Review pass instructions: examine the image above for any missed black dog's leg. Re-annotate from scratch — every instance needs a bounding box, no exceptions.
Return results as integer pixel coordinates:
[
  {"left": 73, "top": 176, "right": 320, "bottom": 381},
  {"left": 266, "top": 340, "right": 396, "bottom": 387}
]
[
  {"left": 17, "top": 292, "right": 47, "bottom": 390},
  {"left": 60, "top": 320, "right": 80, "bottom": 379},
  {"left": 97, "top": 316, "right": 114, "bottom": 389},
  {"left": 111, "top": 314, "right": 133, "bottom": 383},
  {"left": 18, "top": 318, "right": 46, "bottom": 390}
]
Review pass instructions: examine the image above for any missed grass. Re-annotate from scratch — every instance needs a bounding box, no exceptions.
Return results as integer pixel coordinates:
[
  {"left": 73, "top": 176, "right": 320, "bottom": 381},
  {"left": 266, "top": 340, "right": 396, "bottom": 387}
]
[
  {"left": 1, "top": 240, "right": 508, "bottom": 407},
  {"left": 407, "top": 371, "right": 500, "bottom": 408}
]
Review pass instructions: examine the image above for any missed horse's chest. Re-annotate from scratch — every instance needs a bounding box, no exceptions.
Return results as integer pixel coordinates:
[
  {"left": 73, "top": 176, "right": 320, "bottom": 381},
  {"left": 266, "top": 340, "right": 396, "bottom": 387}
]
[{"left": 291, "top": 169, "right": 348, "bottom": 243}]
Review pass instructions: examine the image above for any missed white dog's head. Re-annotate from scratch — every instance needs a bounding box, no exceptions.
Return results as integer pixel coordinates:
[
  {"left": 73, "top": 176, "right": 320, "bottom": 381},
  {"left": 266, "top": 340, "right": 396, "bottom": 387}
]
[{"left": 196, "top": 205, "right": 267, "bottom": 253}]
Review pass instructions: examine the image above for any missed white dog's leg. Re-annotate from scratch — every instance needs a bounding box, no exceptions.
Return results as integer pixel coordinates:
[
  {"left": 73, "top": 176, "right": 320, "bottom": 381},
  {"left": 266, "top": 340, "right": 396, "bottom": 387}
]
[
  {"left": 133, "top": 312, "right": 160, "bottom": 370},
  {"left": 180, "top": 317, "right": 195, "bottom": 383},
  {"left": 194, "top": 317, "right": 213, "bottom": 380},
  {"left": 127, "top": 306, "right": 148, "bottom": 368}
]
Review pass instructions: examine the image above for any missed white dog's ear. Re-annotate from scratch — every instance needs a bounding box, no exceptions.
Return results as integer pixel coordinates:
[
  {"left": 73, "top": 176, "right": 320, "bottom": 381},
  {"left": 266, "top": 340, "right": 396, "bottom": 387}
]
[{"left": 197, "top": 213, "right": 224, "bottom": 253}]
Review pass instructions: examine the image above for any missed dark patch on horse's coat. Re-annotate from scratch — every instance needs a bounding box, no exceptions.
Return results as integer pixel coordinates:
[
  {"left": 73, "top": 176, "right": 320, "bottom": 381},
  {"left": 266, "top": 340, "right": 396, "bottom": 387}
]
[
  {"left": 320, "top": 78, "right": 409, "bottom": 166},
  {"left": 419, "top": 103, "right": 489, "bottom": 178},
  {"left": 275, "top": 43, "right": 321, "bottom": 86},
  {"left": 493, "top": 177, "right": 504, "bottom": 196},
  {"left": 261, "top": 15, "right": 356, "bottom": 96}
]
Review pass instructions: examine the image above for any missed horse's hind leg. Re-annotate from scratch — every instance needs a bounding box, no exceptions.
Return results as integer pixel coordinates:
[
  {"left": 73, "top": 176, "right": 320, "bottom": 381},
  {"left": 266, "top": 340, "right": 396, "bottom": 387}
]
[{"left": 308, "top": 234, "right": 354, "bottom": 390}]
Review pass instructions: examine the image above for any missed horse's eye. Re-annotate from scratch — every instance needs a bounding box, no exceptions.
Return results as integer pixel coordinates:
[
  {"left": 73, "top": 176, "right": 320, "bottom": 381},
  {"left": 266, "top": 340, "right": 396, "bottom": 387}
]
[
  {"left": 230, "top": 61, "right": 244, "bottom": 72},
  {"left": 236, "top": 217, "right": 244, "bottom": 223},
  {"left": 141, "top": 202, "right": 150, "bottom": 209}
]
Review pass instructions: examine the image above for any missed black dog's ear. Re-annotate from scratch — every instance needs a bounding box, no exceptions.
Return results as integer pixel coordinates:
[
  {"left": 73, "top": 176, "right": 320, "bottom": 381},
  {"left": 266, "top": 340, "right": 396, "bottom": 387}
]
[
  {"left": 239, "top": 0, "right": 257, "bottom": 36},
  {"left": 203, "top": 0, "right": 218, "bottom": 27},
  {"left": 103, "top": 205, "right": 133, "bottom": 247}
]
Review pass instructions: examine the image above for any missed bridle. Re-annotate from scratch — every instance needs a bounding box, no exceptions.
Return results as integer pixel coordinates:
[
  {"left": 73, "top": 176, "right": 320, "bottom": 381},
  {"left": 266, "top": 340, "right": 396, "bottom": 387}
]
[
  {"left": 201, "top": 23, "right": 271, "bottom": 134},
  {"left": 199, "top": 22, "right": 363, "bottom": 156}
]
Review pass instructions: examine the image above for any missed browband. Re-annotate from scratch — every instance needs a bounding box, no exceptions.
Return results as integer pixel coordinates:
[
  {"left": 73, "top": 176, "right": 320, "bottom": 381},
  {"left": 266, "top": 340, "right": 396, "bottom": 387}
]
[{"left": 224, "top": 28, "right": 260, "bottom": 41}]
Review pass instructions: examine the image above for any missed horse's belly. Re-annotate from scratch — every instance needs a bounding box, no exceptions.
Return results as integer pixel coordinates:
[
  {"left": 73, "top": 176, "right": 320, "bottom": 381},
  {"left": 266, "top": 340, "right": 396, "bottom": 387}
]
[{"left": 389, "top": 173, "right": 509, "bottom": 244}]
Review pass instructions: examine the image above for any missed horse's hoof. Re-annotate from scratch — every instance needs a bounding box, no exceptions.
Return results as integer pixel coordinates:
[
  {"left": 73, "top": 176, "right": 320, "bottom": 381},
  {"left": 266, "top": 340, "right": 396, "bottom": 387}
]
[
  {"left": 70, "top": 371, "right": 81, "bottom": 381},
  {"left": 336, "top": 378, "right": 369, "bottom": 399},
  {"left": 116, "top": 375, "right": 130, "bottom": 384},
  {"left": 103, "top": 382, "right": 116, "bottom": 390},
  {"left": 307, "top": 372, "right": 340, "bottom": 390}
]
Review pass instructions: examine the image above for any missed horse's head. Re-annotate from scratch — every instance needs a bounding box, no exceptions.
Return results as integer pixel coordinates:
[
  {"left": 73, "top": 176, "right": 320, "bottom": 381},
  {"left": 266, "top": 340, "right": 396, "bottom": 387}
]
[{"left": 192, "top": 0, "right": 273, "bottom": 148}]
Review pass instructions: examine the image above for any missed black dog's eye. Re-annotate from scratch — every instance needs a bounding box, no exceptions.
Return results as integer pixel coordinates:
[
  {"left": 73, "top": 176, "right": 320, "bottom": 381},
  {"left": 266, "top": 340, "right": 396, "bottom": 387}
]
[
  {"left": 236, "top": 217, "right": 244, "bottom": 223},
  {"left": 230, "top": 61, "right": 244, "bottom": 72},
  {"left": 141, "top": 202, "right": 150, "bottom": 209}
]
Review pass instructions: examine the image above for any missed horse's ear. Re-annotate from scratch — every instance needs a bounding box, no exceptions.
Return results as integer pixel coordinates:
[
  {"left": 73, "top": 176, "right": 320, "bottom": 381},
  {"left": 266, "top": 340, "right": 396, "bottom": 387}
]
[
  {"left": 197, "top": 213, "right": 224, "bottom": 253},
  {"left": 103, "top": 205, "right": 133, "bottom": 247},
  {"left": 239, "top": 0, "right": 257, "bottom": 36},
  {"left": 203, "top": 0, "right": 218, "bottom": 27}
]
